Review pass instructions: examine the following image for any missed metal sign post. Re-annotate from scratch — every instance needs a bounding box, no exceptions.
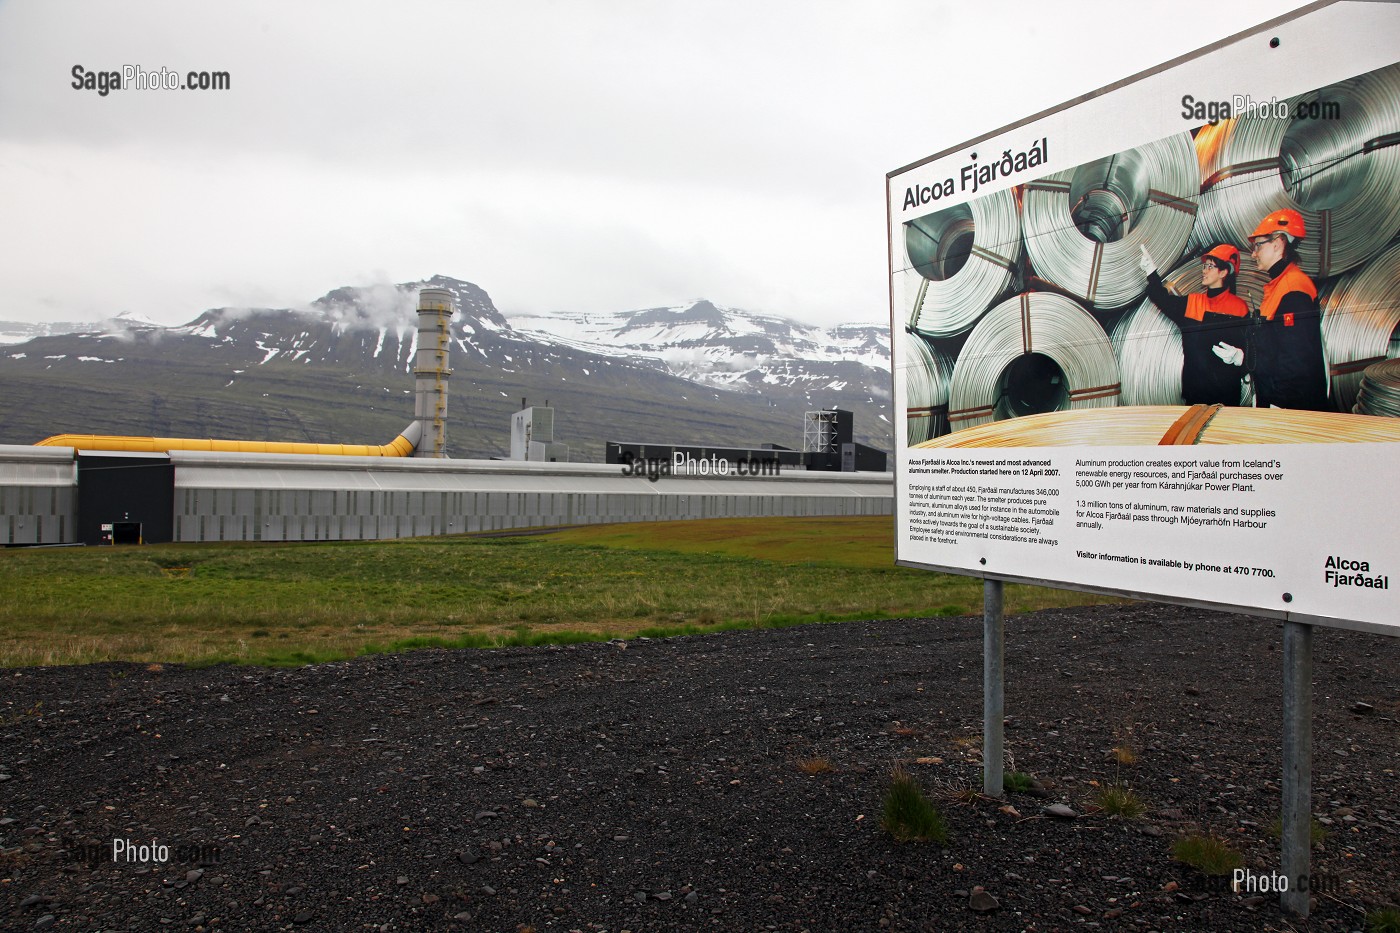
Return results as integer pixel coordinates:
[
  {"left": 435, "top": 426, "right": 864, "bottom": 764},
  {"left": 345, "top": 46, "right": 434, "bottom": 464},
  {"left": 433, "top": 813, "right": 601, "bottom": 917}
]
[
  {"left": 1281, "top": 620, "right": 1314, "bottom": 917},
  {"left": 983, "top": 578, "right": 1005, "bottom": 798}
]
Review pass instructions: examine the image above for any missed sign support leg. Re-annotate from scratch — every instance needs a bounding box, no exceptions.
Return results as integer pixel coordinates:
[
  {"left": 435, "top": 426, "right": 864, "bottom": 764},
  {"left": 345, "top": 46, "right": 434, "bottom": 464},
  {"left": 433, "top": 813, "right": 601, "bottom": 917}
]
[
  {"left": 983, "top": 578, "right": 1004, "bottom": 798},
  {"left": 1281, "top": 620, "right": 1313, "bottom": 917}
]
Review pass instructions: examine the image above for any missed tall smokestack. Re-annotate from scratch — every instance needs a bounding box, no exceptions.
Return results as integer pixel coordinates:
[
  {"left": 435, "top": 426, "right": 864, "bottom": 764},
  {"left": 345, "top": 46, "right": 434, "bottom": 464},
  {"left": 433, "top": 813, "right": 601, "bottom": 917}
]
[{"left": 414, "top": 287, "right": 455, "bottom": 458}]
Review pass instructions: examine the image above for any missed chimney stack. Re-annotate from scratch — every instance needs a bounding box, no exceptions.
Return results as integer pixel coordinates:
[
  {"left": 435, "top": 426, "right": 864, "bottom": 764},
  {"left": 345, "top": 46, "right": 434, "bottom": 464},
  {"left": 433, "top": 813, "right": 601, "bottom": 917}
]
[{"left": 414, "top": 287, "right": 456, "bottom": 458}]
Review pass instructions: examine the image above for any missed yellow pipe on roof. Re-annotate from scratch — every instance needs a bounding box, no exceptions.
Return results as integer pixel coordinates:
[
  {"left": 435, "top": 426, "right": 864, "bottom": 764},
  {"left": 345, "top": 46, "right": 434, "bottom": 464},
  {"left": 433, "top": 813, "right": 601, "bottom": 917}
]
[{"left": 35, "top": 421, "right": 421, "bottom": 457}]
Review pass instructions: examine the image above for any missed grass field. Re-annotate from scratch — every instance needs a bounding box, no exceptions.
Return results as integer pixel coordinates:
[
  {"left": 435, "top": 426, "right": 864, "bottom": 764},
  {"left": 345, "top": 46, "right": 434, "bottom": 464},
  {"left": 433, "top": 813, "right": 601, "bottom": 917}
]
[{"left": 0, "top": 516, "right": 1124, "bottom": 667}]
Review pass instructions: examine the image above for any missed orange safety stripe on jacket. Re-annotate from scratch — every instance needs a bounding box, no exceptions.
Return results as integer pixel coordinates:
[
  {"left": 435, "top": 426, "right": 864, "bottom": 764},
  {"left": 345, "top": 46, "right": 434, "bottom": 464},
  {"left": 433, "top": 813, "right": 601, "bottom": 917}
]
[
  {"left": 1184, "top": 291, "right": 1248, "bottom": 322},
  {"left": 1259, "top": 263, "right": 1317, "bottom": 320}
]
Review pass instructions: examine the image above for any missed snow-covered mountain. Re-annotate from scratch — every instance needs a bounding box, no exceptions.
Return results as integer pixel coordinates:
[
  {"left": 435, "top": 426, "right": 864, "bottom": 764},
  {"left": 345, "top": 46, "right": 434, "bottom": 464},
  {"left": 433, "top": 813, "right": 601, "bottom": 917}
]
[
  {"left": 0, "top": 312, "right": 162, "bottom": 346},
  {"left": 508, "top": 298, "right": 888, "bottom": 392},
  {"left": 0, "top": 277, "right": 894, "bottom": 459},
  {"left": 3, "top": 284, "right": 892, "bottom": 402},
  {"left": 160, "top": 276, "right": 517, "bottom": 373}
]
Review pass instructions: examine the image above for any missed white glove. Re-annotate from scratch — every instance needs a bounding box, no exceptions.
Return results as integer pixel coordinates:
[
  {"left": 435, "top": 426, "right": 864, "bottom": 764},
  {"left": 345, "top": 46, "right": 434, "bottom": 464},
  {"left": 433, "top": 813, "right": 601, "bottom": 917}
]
[
  {"left": 1138, "top": 244, "right": 1156, "bottom": 275},
  {"left": 1212, "top": 342, "right": 1244, "bottom": 366}
]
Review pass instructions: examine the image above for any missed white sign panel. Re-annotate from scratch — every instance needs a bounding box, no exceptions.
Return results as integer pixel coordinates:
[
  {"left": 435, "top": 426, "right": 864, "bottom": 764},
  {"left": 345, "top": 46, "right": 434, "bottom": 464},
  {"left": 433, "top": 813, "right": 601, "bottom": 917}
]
[{"left": 889, "top": 1, "right": 1400, "bottom": 636}]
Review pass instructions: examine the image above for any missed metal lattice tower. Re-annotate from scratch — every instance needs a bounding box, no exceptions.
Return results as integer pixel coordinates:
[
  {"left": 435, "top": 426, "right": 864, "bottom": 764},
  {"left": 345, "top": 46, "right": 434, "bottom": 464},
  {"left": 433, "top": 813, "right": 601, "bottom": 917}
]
[{"left": 803, "top": 410, "right": 839, "bottom": 453}]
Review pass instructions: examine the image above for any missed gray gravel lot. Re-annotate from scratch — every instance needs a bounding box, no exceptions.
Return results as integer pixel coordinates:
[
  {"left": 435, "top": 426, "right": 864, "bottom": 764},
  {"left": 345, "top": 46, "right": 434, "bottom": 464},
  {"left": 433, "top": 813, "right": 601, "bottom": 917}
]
[{"left": 2, "top": 603, "right": 1397, "bottom": 931}]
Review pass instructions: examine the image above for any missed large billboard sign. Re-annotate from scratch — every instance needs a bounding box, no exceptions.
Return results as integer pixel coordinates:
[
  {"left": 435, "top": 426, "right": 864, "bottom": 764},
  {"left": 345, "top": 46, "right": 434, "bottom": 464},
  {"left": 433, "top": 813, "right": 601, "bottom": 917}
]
[{"left": 889, "top": 1, "right": 1400, "bottom": 636}]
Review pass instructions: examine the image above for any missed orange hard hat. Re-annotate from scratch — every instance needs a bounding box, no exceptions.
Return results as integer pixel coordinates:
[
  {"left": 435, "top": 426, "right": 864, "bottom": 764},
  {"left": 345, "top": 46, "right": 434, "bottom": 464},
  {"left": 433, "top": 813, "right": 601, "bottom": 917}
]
[
  {"left": 1249, "top": 208, "right": 1306, "bottom": 241},
  {"left": 1203, "top": 244, "right": 1241, "bottom": 275}
]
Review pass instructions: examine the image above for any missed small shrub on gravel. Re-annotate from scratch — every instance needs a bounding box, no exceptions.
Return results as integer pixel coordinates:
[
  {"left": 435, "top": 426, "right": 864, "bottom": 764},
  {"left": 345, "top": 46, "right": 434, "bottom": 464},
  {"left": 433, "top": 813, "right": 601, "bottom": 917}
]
[
  {"left": 1365, "top": 908, "right": 1400, "bottom": 933},
  {"left": 1002, "top": 771, "right": 1036, "bottom": 794},
  {"left": 1171, "top": 833, "right": 1244, "bottom": 875},
  {"left": 1095, "top": 781, "right": 1147, "bottom": 818},
  {"left": 795, "top": 756, "right": 834, "bottom": 774},
  {"left": 881, "top": 768, "right": 949, "bottom": 844},
  {"left": 928, "top": 779, "right": 981, "bottom": 805},
  {"left": 952, "top": 786, "right": 981, "bottom": 805}
]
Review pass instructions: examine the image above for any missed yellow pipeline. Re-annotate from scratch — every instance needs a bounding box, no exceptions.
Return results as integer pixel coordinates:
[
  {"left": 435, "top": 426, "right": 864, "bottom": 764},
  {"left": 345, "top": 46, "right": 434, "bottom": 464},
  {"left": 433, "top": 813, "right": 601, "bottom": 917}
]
[{"left": 35, "top": 421, "right": 421, "bottom": 457}]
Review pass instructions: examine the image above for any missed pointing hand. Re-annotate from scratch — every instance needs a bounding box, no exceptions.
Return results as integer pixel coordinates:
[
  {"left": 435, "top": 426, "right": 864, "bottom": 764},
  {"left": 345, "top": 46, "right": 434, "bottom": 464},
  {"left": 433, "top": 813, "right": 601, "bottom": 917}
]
[{"left": 1137, "top": 244, "right": 1156, "bottom": 275}]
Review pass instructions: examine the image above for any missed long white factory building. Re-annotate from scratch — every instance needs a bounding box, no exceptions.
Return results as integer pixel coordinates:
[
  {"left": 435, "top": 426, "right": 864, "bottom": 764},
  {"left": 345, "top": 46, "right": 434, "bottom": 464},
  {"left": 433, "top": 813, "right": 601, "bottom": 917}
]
[{"left": 0, "top": 446, "right": 891, "bottom": 546}]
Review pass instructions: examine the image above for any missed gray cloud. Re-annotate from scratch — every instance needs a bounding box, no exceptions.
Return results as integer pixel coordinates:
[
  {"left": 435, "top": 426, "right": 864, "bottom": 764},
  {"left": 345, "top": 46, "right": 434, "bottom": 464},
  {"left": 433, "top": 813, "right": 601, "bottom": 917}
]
[{"left": 0, "top": 0, "right": 1316, "bottom": 328}]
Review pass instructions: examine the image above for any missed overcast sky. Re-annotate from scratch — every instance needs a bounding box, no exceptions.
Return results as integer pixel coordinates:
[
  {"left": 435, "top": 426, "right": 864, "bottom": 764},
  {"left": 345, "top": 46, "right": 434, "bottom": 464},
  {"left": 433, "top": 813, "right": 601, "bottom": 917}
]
[{"left": 0, "top": 0, "right": 1315, "bottom": 328}]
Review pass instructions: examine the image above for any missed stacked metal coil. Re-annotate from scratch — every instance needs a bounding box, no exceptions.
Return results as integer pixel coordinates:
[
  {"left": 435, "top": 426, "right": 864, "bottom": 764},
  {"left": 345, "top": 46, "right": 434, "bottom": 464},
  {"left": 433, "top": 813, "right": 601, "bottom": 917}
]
[
  {"left": 1110, "top": 258, "right": 1270, "bottom": 405},
  {"left": 1110, "top": 302, "right": 1185, "bottom": 406},
  {"left": 901, "top": 331, "right": 956, "bottom": 444},
  {"left": 914, "top": 404, "right": 1400, "bottom": 447},
  {"left": 1320, "top": 240, "right": 1400, "bottom": 411},
  {"left": 1022, "top": 134, "right": 1198, "bottom": 308},
  {"left": 947, "top": 292, "right": 1120, "bottom": 431},
  {"left": 1353, "top": 357, "right": 1400, "bottom": 418},
  {"left": 905, "top": 189, "right": 1022, "bottom": 338},
  {"left": 1192, "top": 62, "right": 1400, "bottom": 278}
]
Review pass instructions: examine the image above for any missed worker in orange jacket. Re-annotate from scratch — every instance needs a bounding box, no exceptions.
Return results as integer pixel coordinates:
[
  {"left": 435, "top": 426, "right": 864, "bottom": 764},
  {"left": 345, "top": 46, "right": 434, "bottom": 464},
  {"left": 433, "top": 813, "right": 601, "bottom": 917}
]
[
  {"left": 1238, "top": 209, "right": 1328, "bottom": 410},
  {"left": 1138, "top": 243, "right": 1250, "bottom": 405}
]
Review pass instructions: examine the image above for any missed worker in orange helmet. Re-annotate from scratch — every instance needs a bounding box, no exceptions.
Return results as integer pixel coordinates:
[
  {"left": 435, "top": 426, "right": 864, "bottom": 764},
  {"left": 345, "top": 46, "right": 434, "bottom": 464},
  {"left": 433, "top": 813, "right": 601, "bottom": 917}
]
[
  {"left": 1243, "top": 209, "right": 1328, "bottom": 410},
  {"left": 1139, "top": 243, "right": 1250, "bottom": 405}
]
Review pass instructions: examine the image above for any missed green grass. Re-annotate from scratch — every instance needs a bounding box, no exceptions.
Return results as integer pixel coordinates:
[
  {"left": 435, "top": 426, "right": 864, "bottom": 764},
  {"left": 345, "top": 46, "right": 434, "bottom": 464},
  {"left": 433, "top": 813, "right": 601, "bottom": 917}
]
[
  {"left": 1095, "top": 781, "right": 1147, "bottom": 818},
  {"left": 1002, "top": 771, "right": 1037, "bottom": 794},
  {"left": 1171, "top": 833, "right": 1244, "bottom": 875},
  {"left": 0, "top": 516, "right": 1124, "bottom": 667},
  {"left": 548, "top": 516, "right": 908, "bottom": 569},
  {"left": 881, "top": 768, "right": 949, "bottom": 843},
  {"left": 1366, "top": 908, "right": 1400, "bottom": 933}
]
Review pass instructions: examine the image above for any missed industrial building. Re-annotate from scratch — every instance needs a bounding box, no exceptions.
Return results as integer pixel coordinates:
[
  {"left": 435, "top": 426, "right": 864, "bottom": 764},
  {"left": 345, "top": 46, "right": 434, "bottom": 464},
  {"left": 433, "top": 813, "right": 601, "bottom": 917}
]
[
  {"left": 2, "top": 288, "right": 891, "bottom": 546},
  {"left": 606, "top": 408, "right": 889, "bottom": 475}
]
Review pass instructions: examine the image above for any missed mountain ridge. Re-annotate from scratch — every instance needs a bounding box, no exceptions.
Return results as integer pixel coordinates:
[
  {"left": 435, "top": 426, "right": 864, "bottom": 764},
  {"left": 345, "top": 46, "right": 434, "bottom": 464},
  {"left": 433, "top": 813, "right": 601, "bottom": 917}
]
[{"left": 0, "top": 275, "right": 893, "bottom": 461}]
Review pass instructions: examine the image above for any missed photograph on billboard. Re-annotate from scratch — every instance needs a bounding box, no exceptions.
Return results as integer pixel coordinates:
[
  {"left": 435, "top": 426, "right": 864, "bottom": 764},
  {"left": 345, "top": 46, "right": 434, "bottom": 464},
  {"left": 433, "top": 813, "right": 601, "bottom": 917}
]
[{"left": 889, "top": 3, "right": 1400, "bottom": 635}]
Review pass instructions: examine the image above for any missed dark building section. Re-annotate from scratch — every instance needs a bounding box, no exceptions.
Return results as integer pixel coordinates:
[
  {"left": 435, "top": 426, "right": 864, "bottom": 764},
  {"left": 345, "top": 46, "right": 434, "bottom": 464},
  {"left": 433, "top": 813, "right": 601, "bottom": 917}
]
[
  {"left": 77, "top": 452, "right": 175, "bottom": 545},
  {"left": 606, "top": 442, "right": 806, "bottom": 471},
  {"left": 606, "top": 441, "right": 886, "bottom": 473},
  {"left": 801, "top": 408, "right": 886, "bottom": 471},
  {"left": 606, "top": 407, "right": 888, "bottom": 474},
  {"left": 806, "top": 443, "right": 888, "bottom": 473}
]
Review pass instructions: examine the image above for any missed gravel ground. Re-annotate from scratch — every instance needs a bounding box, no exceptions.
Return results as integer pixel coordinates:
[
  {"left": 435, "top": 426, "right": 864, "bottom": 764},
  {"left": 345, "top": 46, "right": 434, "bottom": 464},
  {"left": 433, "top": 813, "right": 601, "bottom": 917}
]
[{"left": 2, "top": 603, "right": 1398, "bottom": 932}]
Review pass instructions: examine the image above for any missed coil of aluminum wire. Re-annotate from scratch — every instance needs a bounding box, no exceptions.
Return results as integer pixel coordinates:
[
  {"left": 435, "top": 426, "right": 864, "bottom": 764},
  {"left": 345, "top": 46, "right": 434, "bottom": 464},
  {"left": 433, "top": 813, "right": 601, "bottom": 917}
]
[
  {"left": 1192, "top": 62, "right": 1400, "bottom": 278},
  {"left": 1353, "top": 357, "right": 1400, "bottom": 418},
  {"left": 901, "top": 331, "right": 956, "bottom": 445},
  {"left": 946, "top": 292, "right": 1120, "bottom": 431},
  {"left": 1110, "top": 257, "right": 1270, "bottom": 405},
  {"left": 1110, "top": 302, "right": 1185, "bottom": 406},
  {"left": 904, "top": 189, "right": 1022, "bottom": 338},
  {"left": 1321, "top": 240, "right": 1400, "bottom": 411},
  {"left": 1022, "top": 133, "right": 1198, "bottom": 309},
  {"left": 901, "top": 326, "right": 957, "bottom": 442}
]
